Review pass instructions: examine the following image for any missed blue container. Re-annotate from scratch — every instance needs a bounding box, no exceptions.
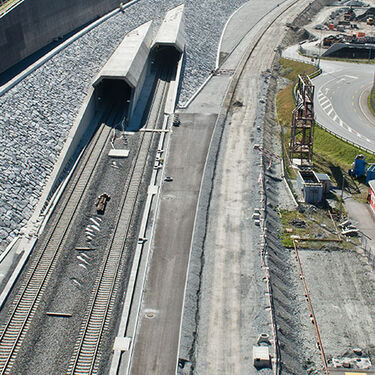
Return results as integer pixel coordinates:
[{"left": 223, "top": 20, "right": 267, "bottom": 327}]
[
  {"left": 353, "top": 156, "right": 367, "bottom": 177},
  {"left": 367, "top": 164, "right": 375, "bottom": 184}
]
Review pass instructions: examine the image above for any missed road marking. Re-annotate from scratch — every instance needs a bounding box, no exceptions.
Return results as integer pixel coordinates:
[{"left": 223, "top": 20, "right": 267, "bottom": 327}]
[
  {"left": 322, "top": 103, "right": 331, "bottom": 111},
  {"left": 345, "top": 74, "right": 358, "bottom": 79},
  {"left": 327, "top": 107, "right": 334, "bottom": 116},
  {"left": 319, "top": 98, "right": 329, "bottom": 106},
  {"left": 357, "top": 132, "right": 362, "bottom": 138},
  {"left": 367, "top": 138, "right": 371, "bottom": 143},
  {"left": 339, "top": 119, "right": 344, "bottom": 127},
  {"left": 359, "top": 84, "right": 375, "bottom": 127},
  {"left": 348, "top": 127, "right": 353, "bottom": 133},
  {"left": 333, "top": 114, "right": 338, "bottom": 122}
]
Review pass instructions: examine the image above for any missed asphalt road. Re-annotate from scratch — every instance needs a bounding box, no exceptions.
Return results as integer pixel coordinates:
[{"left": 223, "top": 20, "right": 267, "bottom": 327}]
[
  {"left": 313, "top": 60, "right": 375, "bottom": 152},
  {"left": 282, "top": 45, "right": 375, "bottom": 152},
  {"left": 129, "top": 113, "right": 217, "bottom": 374}
]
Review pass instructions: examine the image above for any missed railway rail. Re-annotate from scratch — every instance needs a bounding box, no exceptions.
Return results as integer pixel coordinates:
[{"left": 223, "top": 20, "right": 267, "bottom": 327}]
[
  {"left": 66, "top": 66, "right": 171, "bottom": 375},
  {"left": 0, "top": 106, "right": 121, "bottom": 374}
]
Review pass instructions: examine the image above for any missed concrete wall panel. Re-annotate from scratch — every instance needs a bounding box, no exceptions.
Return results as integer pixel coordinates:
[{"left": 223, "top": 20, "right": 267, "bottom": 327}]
[
  {"left": 153, "top": 4, "right": 185, "bottom": 53},
  {"left": 0, "top": 0, "right": 125, "bottom": 74}
]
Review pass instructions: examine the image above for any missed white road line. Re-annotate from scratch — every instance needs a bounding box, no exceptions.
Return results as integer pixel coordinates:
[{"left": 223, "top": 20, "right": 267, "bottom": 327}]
[
  {"left": 327, "top": 107, "right": 334, "bottom": 116},
  {"left": 333, "top": 114, "right": 338, "bottom": 122},
  {"left": 322, "top": 103, "right": 331, "bottom": 111},
  {"left": 345, "top": 75, "right": 358, "bottom": 80},
  {"left": 319, "top": 98, "right": 329, "bottom": 106},
  {"left": 339, "top": 119, "right": 344, "bottom": 127}
]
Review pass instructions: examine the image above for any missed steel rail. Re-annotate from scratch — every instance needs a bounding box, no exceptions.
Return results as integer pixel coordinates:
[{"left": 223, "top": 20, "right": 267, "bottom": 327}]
[
  {"left": 0, "top": 106, "right": 120, "bottom": 375},
  {"left": 67, "top": 65, "right": 171, "bottom": 375}
]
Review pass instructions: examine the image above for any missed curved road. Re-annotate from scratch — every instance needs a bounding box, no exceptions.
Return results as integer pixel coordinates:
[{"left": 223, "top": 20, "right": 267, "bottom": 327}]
[
  {"left": 313, "top": 60, "right": 375, "bottom": 152},
  {"left": 282, "top": 45, "right": 375, "bottom": 152}
]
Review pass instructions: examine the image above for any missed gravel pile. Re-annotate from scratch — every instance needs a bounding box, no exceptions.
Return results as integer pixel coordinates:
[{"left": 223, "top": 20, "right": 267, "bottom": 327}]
[{"left": 0, "top": 0, "right": 247, "bottom": 251}]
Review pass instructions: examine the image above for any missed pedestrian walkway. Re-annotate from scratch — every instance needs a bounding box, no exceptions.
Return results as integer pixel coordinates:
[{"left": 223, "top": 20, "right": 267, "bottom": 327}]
[{"left": 344, "top": 192, "right": 375, "bottom": 250}]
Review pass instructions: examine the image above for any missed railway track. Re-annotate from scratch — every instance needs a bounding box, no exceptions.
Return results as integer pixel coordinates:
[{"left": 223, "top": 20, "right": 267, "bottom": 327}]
[
  {"left": 66, "top": 66, "right": 171, "bottom": 375},
  {"left": 0, "top": 106, "right": 122, "bottom": 375}
]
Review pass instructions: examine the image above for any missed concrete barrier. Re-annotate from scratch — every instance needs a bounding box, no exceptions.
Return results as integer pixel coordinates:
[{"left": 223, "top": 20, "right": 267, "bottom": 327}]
[
  {"left": 153, "top": 4, "right": 185, "bottom": 54},
  {"left": 0, "top": 0, "right": 126, "bottom": 74}
]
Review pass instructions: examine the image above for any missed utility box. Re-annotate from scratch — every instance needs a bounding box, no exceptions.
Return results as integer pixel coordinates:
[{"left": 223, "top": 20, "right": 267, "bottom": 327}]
[
  {"left": 253, "top": 346, "right": 271, "bottom": 369},
  {"left": 297, "top": 170, "right": 323, "bottom": 204},
  {"left": 315, "top": 173, "right": 331, "bottom": 194}
]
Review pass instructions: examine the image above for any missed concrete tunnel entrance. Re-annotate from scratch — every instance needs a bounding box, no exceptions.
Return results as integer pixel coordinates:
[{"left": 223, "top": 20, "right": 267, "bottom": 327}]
[
  {"left": 94, "top": 78, "right": 132, "bottom": 108},
  {"left": 151, "top": 45, "right": 181, "bottom": 67}
]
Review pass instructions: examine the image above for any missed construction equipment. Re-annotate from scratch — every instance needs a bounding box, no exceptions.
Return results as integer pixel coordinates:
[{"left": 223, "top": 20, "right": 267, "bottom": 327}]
[{"left": 289, "top": 74, "right": 315, "bottom": 166}]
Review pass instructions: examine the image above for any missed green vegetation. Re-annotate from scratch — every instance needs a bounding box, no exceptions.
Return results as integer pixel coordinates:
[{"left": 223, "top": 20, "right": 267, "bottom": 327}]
[
  {"left": 276, "top": 58, "right": 365, "bottom": 249},
  {"left": 279, "top": 209, "right": 343, "bottom": 248},
  {"left": 277, "top": 58, "right": 375, "bottom": 178},
  {"left": 279, "top": 58, "right": 317, "bottom": 82},
  {"left": 368, "top": 89, "right": 375, "bottom": 118}
]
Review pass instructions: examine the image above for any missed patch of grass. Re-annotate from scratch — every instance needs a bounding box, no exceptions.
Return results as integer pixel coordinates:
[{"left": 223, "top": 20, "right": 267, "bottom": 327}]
[
  {"left": 279, "top": 58, "right": 317, "bottom": 82},
  {"left": 276, "top": 83, "right": 294, "bottom": 128},
  {"left": 314, "top": 126, "right": 375, "bottom": 171},
  {"left": 368, "top": 89, "right": 375, "bottom": 119},
  {"left": 276, "top": 58, "right": 375, "bottom": 175},
  {"left": 279, "top": 209, "right": 340, "bottom": 248}
]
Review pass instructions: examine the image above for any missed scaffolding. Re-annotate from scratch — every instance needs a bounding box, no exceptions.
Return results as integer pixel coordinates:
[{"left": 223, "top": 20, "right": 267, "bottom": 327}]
[{"left": 289, "top": 74, "right": 315, "bottom": 165}]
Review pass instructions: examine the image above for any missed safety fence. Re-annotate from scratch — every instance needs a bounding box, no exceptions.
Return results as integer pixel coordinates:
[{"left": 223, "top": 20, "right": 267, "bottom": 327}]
[{"left": 315, "top": 120, "right": 375, "bottom": 156}]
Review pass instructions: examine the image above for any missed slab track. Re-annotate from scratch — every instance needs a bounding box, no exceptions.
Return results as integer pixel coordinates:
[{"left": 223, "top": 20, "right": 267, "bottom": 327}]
[
  {"left": 0, "top": 106, "right": 119, "bottom": 375},
  {"left": 66, "top": 66, "right": 171, "bottom": 375}
]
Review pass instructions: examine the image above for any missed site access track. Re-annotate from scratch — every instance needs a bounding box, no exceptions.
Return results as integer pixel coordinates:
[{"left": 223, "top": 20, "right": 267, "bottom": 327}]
[{"left": 0, "top": 62, "right": 172, "bottom": 374}]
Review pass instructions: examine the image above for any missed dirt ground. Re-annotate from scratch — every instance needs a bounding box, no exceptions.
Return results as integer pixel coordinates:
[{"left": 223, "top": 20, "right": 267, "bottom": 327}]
[{"left": 261, "top": 0, "right": 375, "bottom": 373}]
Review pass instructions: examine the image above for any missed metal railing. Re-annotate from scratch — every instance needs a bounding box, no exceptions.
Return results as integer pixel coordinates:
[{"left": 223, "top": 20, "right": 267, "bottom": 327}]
[
  {"left": 291, "top": 68, "right": 375, "bottom": 156},
  {"left": 315, "top": 120, "right": 375, "bottom": 156},
  {"left": 370, "top": 72, "right": 375, "bottom": 116}
]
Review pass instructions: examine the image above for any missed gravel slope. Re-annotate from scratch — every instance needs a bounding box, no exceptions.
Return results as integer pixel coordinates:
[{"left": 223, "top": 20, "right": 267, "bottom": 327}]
[{"left": 0, "top": 0, "right": 248, "bottom": 251}]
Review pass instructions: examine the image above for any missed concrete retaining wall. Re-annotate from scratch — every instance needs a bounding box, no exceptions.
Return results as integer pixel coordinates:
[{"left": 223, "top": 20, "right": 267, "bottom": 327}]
[
  {"left": 0, "top": 0, "right": 127, "bottom": 74},
  {"left": 30, "top": 87, "right": 98, "bottom": 225}
]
